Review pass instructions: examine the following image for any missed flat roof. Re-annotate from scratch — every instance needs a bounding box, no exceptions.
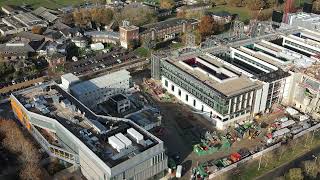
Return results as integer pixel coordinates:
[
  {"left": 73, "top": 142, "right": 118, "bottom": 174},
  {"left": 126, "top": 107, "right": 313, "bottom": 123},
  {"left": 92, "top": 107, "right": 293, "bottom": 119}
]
[
  {"left": 111, "top": 94, "right": 127, "bottom": 102},
  {"left": 240, "top": 46, "right": 285, "bottom": 67},
  {"left": 165, "top": 53, "right": 261, "bottom": 97},
  {"left": 300, "top": 29, "right": 320, "bottom": 42},
  {"left": 84, "top": 30, "right": 120, "bottom": 38},
  {"left": 61, "top": 73, "right": 80, "bottom": 83},
  {"left": 256, "top": 41, "right": 282, "bottom": 53},
  {"left": 70, "top": 70, "right": 131, "bottom": 96},
  {"left": 0, "top": 43, "right": 35, "bottom": 54},
  {"left": 12, "top": 82, "right": 159, "bottom": 167}
]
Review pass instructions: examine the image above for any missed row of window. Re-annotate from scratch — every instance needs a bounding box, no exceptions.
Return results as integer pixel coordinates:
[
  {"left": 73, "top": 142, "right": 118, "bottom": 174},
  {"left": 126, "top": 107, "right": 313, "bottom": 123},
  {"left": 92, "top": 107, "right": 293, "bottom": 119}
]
[
  {"left": 234, "top": 52, "right": 274, "bottom": 72},
  {"left": 151, "top": 152, "right": 165, "bottom": 166},
  {"left": 228, "top": 109, "right": 247, "bottom": 121},
  {"left": 161, "top": 62, "right": 225, "bottom": 103},
  {"left": 230, "top": 91, "right": 253, "bottom": 114},
  {"left": 161, "top": 62, "right": 229, "bottom": 107},
  {"left": 284, "top": 40, "right": 319, "bottom": 54},
  {"left": 163, "top": 68, "right": 229, "bottom": 114},
  {"left": 165, "top": 80, "right": 198, "bottom": 108}
]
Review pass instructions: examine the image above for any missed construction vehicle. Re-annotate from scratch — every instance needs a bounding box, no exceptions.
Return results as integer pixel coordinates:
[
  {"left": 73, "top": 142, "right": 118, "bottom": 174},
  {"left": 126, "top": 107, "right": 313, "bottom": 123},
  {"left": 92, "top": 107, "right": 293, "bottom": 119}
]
[
  {"left": 230, "top": 153, "right": 241, "bottom": 163},
  {"left": 192, "top": 161, "right": 218, "bottom": 179},
  {"left": 193, "top": 132, "right": 231, "bottom": 156}
]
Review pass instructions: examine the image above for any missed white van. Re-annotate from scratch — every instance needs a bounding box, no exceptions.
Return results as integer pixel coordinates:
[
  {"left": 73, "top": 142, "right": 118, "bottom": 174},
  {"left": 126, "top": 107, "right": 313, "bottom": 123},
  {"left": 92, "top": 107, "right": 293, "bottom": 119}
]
[{"left": 176, "top": 165, "right": 182, "bottom": 178}]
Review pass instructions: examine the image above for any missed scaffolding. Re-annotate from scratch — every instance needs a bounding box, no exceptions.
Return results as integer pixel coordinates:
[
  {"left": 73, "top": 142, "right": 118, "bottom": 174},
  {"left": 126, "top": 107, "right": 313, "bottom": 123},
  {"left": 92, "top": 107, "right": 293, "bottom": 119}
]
[
  {"left": 185, "top": 32, "right": 196, "bottom": 48},
  {"left": 231, "top": 20, "right": 245, "bottom": 39}
]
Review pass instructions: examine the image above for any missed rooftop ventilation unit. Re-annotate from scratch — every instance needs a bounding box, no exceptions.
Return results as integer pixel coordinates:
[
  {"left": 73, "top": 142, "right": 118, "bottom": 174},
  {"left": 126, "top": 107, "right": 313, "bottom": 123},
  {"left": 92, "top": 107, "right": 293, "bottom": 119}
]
[
  {"left": 127, "top": 128, "right": 144, "bottom": 144},
  {"left": 108, "top": 136, "right": 125, "bottom": 152},
  {"left": 115, "top": 133, "right": 132, "bottom": 148}
]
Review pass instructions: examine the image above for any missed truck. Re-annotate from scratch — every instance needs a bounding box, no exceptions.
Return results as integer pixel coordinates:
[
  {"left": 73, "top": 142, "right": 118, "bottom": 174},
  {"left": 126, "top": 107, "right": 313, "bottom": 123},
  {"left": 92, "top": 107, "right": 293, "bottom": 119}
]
[{"left": 176, "top": 165, "right": 182, "bottom": 178}]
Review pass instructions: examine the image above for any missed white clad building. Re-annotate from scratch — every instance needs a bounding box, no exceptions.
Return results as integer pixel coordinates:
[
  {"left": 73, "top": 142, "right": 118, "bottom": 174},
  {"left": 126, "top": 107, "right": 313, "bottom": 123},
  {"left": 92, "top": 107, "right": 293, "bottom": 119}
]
[
  {"left": 228, "top": 46, "right": 290, "bottom": 113},
  {"left": 70, "top": 70, "right": 132, "bottom": 108},
  {"left": 287, "top": 12, "right": 320, "bottom": 31},
  {"left": 152, "top": 53, "right": 262, "bottom": 130}
]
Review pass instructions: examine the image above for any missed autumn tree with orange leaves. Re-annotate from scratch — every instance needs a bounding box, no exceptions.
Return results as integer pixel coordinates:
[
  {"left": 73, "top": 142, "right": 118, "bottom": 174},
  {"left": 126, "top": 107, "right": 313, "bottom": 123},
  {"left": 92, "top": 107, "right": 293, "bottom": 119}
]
[
  {"left": 198, "top": 15, "right": 217, "bottom": 40},
  {"left": 160, "top": 0, "right": 175, "bottom": 9},
  {"left": 31, "top": 26, "right": 45, "bottom": 35}
]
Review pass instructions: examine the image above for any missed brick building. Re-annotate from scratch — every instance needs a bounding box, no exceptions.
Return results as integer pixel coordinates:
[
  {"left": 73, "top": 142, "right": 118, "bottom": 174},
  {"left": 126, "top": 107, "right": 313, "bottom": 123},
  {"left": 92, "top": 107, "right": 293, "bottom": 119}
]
[
  {"left": 139, "top": 18, "right": 198, "bottom": 42},
  {"left": 119, "top": 21, "right": 139, "bottom": 49}
]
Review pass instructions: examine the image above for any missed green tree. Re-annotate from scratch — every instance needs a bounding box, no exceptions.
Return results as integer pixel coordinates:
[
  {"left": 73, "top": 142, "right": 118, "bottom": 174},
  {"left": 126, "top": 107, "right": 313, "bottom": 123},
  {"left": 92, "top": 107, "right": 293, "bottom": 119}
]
[
  {"left": 285, "top": 168, "right": 304, "bottom": 180},
  {"left": 0, "top": 62, "right": 14, "bottom": 78}
]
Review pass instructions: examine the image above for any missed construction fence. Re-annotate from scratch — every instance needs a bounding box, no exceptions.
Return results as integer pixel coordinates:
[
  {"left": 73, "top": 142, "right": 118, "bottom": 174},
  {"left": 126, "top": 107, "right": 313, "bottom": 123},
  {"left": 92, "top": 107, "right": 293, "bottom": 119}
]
[{"left": 208, "top": 123, "right": 320, "bottom": 179}]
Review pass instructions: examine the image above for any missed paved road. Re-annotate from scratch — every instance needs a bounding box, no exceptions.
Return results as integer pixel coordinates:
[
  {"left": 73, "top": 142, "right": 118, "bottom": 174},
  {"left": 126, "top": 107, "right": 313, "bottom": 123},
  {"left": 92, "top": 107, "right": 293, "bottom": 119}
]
[{"left": 257, "top": 145, "right": 320, "bottom": 180}]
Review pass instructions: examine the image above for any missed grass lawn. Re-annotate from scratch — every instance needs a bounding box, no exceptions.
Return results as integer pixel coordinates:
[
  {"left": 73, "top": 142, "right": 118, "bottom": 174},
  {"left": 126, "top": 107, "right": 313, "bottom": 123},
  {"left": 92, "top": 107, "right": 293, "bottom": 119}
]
[
  {"left": 226, "top": 131, "right": 320, "bottom": 180},
  {"left": 135, "top": 47, "right": 151, "bottom": 58},
  {"left": 208, "top": 5, "right": 252, "bottom": 22},
  {"left": 0, "top": 0, "right": 84, "bottom": 9},
  {"left": 170, "top": 42, "right": 184, "bottom": 49}
]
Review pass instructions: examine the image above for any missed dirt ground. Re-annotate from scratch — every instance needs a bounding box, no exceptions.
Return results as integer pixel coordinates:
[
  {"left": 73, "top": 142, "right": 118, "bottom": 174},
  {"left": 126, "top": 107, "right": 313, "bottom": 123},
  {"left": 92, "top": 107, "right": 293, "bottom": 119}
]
[{"left": 141, "top": 79, "right": 286, "bottom": 179}]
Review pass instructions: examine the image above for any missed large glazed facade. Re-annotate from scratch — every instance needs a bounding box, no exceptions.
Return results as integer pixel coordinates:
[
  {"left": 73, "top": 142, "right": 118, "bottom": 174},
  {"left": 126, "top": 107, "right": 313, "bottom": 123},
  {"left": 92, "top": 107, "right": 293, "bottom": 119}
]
[{"left": 152, "top": 54, "right": 262, "bottom": 129}]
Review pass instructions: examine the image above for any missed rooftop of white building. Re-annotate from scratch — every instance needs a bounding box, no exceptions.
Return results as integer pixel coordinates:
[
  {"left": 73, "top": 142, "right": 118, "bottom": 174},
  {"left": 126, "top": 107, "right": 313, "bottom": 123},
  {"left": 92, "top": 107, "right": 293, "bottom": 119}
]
[
  {"left": 70, "top": 70, "right": 131, "bottom": 97},
  {"left": 165, "top": 53, "right": 262, "bottom": 97},
  {"left": 288, "top": 12, "right": 320, "bottom": 25},
  {"left": 12, "top": 82, "right": 159, "bottom": 168}
]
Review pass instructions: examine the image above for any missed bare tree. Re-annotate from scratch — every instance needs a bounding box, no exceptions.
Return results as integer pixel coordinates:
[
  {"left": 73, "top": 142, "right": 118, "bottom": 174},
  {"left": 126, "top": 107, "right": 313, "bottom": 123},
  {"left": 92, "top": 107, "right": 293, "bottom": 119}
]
[
  {"left": 226, "top": 0, "right": 244, "bottom": 7},
  {"left": 245, "top": 0, "right": 265, "bottom": 10},
  {"left": 116, "top": 6, "right": 157, "bottom": 26},
  {"left": 301, "top": 160, "right": 318, "bottom": 179},
  {"left": 20, "top": 163, "right": 42, "bottom": 180},
  {"left": 285, "top": 168, "right": 304, "bottom": 180},
  {"left": 0, "top": 119, "right": 42, "bottom": 180},
  {"left": 313, "top": 0, "right": 320, "bottom": 13},
  {"left": 277, "top": 146, "right": 286, "bottom": 161}
]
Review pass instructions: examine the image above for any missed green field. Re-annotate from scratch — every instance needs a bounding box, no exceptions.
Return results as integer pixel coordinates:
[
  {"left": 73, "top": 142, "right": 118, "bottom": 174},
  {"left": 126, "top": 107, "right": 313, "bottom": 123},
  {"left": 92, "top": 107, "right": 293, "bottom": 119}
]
[
  {"left": 208, "top": 5, "right": 252, "bottom": 22},
  {"left": 0, "top": 0, "right": 84, "bottom": 9}
]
